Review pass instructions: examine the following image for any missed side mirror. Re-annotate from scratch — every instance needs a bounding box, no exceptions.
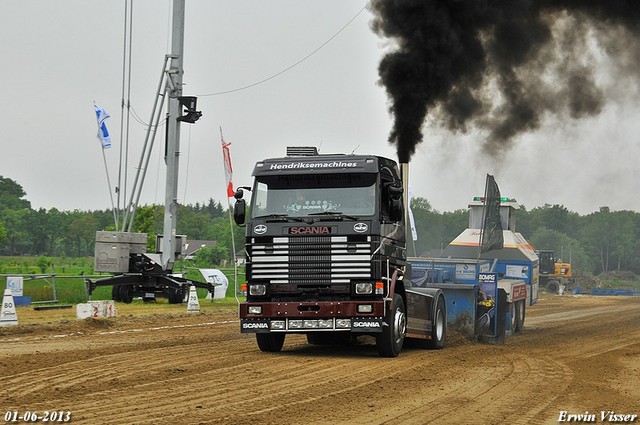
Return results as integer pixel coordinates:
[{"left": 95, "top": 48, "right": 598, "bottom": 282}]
[
  {"left": 388, "top": 184, "right": 403, "bottom": 200},
  {"left": 234, "top": 199, "right": 246, "bottom": 225},
  {"left": 389, "top": 198, "right": 403, "bottom": 222}
]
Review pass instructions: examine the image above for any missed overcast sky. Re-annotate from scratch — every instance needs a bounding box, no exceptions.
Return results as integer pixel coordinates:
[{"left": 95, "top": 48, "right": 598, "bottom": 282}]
[{"left": 1, "top": 1, "right": 638, "bottom": 216}]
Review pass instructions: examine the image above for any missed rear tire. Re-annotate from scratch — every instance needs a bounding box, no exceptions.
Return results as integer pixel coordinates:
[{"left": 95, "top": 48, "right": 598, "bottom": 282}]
[
  {"left": 515, "top": 300, "right": 526, "bottom": 331},
  {"left": 167, "top": 287, "right": 183, "bottom": 304},
  {"left": 509, "top": 302, "right": 517, "bottom": 333},
  {"left": 256, "top": 333, "right": 286, "bottom": 352},
  {"left": 426, "top": 295, "right": 446, "bottom": 349},
  {"left": 376, "top": 293, "right": 406, "bottom": 357},
  {"left": 546, "top": 280, "right": 559, "bottom": 294},
  {"left": 119, "top": 284, "right": 134, "bottom": 304},
  {"left": 112, "top": 285, "right": 121, "bottom": 302}
]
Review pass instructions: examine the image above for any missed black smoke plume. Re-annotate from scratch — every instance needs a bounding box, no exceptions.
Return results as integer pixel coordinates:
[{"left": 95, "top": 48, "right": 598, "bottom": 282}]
[{"left": 370, "top": 0, "right": 640, "bottom": 163}]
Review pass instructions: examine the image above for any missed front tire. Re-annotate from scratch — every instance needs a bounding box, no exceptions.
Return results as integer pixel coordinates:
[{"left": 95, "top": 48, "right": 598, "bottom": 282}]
[
  {"left": 426, "top": 295, "right": 446, "bottom": 349},
  {"left": 376, "top": 293, "right": 406, "bottom": 357},
  {"left": 256, "top": 333, "right": 286, "bottom": 352}
]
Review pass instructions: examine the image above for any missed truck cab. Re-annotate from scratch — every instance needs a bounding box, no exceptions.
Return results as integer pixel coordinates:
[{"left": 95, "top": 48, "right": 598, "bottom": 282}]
[{"left": 233, "top": 147, "right": 445, "bottom": 357}]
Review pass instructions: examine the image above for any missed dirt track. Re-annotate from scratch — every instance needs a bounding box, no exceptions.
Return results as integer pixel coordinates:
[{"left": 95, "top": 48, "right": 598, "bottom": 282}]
[{"left": 0, "top": 294, "right": 639, "bottom": 425}]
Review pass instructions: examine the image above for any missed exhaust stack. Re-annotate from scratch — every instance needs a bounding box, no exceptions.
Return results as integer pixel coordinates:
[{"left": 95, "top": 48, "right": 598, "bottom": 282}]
[{"left": 400, "top": 162, "right": 409, "bottom": 244}]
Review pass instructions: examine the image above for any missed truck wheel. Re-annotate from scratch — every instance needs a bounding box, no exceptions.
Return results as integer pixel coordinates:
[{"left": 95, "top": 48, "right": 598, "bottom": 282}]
[
  {"left": 256, "top": 333, "right": 286, "bottom": 352},
  {"left": 515, "top": 300, "right": 526, "bottom": 331},
  {"left": 546, "top": 280, "right": 559, "bottom": 294},
  {"left": 112, "top": 285, "right": 121, "bottom": 302},
  {"left": 119, "top": 285, "right": 134, "bottom": 304},
  {"left": 426, "top": 295, "right": 446, "bottom": 349},
  {"left": 509, "top": 302, "right": 517, "bottom": 333},
  {"left": 167, "top": 288, "right": 183, "bottom": 304},
  {"left": 376, "top": 293, "right": 406, "bottom": 357}
]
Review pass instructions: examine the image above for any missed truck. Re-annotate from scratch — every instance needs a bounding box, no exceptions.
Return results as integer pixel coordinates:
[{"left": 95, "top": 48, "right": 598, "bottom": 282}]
[
  {"left": 536, "top": 249, "right": 572, "bottom": 293},
  {"left": 233, "top": 147, "right": 523, "bottom": 357}
]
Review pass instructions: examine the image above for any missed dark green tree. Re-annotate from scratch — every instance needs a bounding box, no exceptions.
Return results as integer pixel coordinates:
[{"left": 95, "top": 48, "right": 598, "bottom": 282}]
[
  {"left": 66, "top": 213, "right": 100, "bottom": 256},
  {"left": 193, "top": 245, "right": 230, "bottom": 267},
  {"left": 0, "top": 176, "right": 31, "bottom": 255}
]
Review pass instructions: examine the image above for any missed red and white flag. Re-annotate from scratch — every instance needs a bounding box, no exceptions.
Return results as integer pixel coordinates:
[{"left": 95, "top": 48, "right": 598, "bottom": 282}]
[{"left": 220, "top": 127, "right": 234, "bottom": 198}]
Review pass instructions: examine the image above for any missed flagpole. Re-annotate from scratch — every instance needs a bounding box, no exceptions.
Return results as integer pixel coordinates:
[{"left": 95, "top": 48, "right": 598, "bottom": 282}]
[
  {"left": 227, "top": 198, "right": 239, "bottom": 305},
  {"left": 94, "top": 102, "right": 117, "bottom": 228},
  {"left": 220, "top": 127, "right": 239, "bottom": 305},
  {"left": 101, "top": 147, "right": 118, "bottom": 228}
]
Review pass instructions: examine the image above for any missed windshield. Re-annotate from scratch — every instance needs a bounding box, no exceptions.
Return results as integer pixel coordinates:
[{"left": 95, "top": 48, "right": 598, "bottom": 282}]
[{"left": 250, "top": 173, "right": 376, "bottom": 218}]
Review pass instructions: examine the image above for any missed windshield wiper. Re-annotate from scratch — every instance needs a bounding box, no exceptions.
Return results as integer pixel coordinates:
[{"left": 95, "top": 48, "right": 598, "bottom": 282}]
[
  {"left": 253, "top": 214, "right": 305, "bottom": 222},
  {"left": 307, "top": 211, "right": 360, "bottom": 221}
]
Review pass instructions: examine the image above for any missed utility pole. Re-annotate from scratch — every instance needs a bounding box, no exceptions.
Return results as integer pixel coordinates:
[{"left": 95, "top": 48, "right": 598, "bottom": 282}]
[
  {"left": 87, "top": 0, "right": 206, "bottom": 303},
  {"left": 162, "top": 0, "right": 185, "bottom": 271}
]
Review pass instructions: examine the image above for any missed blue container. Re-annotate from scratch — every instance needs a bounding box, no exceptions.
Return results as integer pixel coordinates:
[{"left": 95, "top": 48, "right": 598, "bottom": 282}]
[{"left": 13, "top": 296, "right": 31, "bottom": 306}]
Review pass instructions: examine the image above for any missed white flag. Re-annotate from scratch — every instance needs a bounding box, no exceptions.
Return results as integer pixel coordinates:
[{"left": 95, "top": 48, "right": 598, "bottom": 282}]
[
  {"left": 94, "top": 103, "right": 111, "bottom": 149},
  {"left": 408, "top": 188, "right": 418, "bottom": 241},
  {"left": 220, "top": 127, "right": 234, "bottom": 198}
]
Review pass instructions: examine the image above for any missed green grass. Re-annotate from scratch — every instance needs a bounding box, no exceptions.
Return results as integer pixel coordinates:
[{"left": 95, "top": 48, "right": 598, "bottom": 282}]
[
  {"left": 0, "top": 256, "right": 95, "bottom": 275},
  {"left": 0, "top": 256, "right": 245, "bottom": 304},
  {"left": 7, "top": 256, "right": 634, "bottom": 305},
  {"left": 596, "top": 279, "right": 640, "bottom": 290}
]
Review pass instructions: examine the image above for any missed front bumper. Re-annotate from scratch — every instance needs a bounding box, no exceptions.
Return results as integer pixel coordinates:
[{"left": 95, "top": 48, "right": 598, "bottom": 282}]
[{"left": 240, "top": 301, "right": 385, "bottom": 333}]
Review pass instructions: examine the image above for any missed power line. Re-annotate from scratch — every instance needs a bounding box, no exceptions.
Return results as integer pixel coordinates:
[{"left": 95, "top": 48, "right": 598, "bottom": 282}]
[{"left": 197, "top": 2, "right": 370, "bottom": 97}]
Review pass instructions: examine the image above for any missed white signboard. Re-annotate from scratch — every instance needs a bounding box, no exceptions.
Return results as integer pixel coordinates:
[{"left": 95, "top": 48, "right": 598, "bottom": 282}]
[
  {"left": 6, "top": 276, "right": 23, "bottom": 297},
  {"left": 506, "top": 265, "right": 529, "bottom": 279},
  {"left": 455, "top": 263, "right": 476, "bottom": 280},
  {"left": 200, "top": 269, "right": 229, "bottom": 300}
]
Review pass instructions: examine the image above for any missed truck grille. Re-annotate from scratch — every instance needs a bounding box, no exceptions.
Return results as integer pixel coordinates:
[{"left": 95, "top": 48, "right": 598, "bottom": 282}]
[{"left": 249, "top": 236, "right": 372, "bottom": 290}]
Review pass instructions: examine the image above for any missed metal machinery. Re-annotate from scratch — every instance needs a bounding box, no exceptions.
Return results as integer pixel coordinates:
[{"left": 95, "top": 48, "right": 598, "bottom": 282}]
[
  {"left": 233, "top": 147, "right": 446, "bottom": 357},
  {"left": 427, "top": 197, "right": 539, "bottom": 334},
  {"left": 536, "top": 249, "right": 573, "bottom": 293},
  {"left": 232, "top": 148, "right": 531, "bottom": 356},
  {"left": 86, "top": 1, "right": 214, "bottom": 303},
  {"left": 408, "top": 257, "right": 528, "bottom": 341}
]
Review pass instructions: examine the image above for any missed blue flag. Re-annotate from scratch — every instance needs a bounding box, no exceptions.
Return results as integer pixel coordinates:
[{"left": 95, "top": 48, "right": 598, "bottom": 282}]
[{"left": 94, "top": 103, "right": 111, "bottom": 149}]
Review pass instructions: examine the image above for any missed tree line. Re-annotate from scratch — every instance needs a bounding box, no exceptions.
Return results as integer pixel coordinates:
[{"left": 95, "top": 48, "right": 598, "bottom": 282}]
[
  {"left": 0, "top": 176, "right": 240, "bottom": 262},
  {"left": 409, "top": 198, "right": 640, "bottom": 276},
  {"left": 1, "top": 176, "right": 638, "bottom": 276}
]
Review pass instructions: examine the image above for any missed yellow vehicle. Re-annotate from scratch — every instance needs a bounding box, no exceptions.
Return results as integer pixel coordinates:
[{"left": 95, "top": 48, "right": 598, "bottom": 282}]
[{"left": 536, "top": 250, "right": 572, "bottom": 293}]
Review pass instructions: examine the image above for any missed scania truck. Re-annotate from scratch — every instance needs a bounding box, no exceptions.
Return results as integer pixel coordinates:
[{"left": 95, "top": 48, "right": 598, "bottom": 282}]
[{"left": 233, "top": 147, "right": 446, "bottom": 357}]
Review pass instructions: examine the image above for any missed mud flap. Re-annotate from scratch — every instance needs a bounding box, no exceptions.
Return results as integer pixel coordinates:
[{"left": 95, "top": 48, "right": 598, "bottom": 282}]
[{"left": 480, "top": 288, "right": 507, "bottom": 345}]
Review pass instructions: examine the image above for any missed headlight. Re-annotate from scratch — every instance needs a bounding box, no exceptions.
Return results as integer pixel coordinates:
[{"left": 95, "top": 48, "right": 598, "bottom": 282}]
[
  {"left": 357, "top": 304, "right": 373, "bottom": 313},
  {"left": 289, "top": 320, "right": 303, "bottom": 329},
  {"left": 318, "top": 319, "right": 333, "bottom": 329},
  {"left": 336, "top": 319, "right": 351, "bottom": 329},
  {"left": 248, "top": 305, "right": 262, "bottom": 314},
  {"left": 249, "top": 284, "right": 266, "bottom": 296},
  {"left": 271, "top": 320, "right": 286, "bottom": 330},
  {"left": 303, "top": 320, "right": 319, "bottom": 329},
  {"left": 355, "top": 282, "right": 373, "bottom": 295}
]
